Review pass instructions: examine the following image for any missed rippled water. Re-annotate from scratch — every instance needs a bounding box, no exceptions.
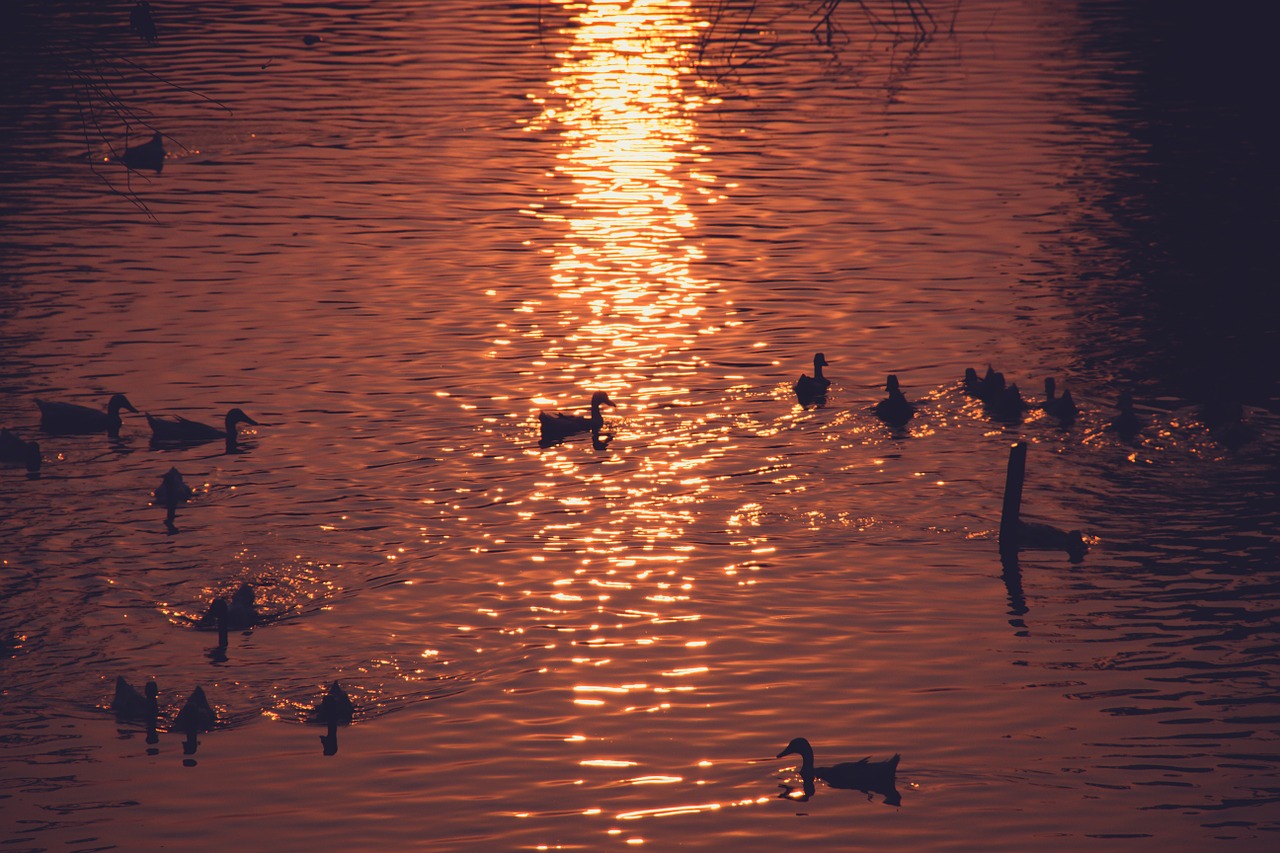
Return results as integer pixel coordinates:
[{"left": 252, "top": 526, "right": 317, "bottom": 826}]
[{"left": 2, "top": 1, "right": 1277, "bottom": 850}]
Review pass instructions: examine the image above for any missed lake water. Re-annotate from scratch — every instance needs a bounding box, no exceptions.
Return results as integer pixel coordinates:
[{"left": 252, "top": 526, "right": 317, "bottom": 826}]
[{"left": 2, "top": 1, "right": 1277, "bottom": 850}]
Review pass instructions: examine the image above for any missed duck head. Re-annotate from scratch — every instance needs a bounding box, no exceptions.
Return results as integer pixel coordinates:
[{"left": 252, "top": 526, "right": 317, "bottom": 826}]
[
  {"left": 777, "top": 736, "right": 815, "bottom": 763},
  {"left": 589, "top": 392, "right": 616, "bottom": 410},
  {"left": 885, "top": 374, "right": 901, "bottom": 394},
  {"left": 108, "top": 394, "right": 139, "bottom": 416},
  {"left": 225, "top": 408, "right": 259, "bottom": 431}
]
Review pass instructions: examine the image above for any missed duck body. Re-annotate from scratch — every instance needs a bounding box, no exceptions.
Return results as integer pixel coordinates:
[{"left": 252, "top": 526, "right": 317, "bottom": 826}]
[
  {"left": 311, "top": 681, "right": 354, "bottom": 726},
  {"left": 777, "top": 736, "right": 901, "bottom": 795},
  {"left": 794, "top": 353, "right": 831, "bottom": 405},
  {"left": 121, "top": 131, "right": 164, "bottom": 172},
  {"left": 173, "top": 686, "right": 216, "bottom": 734},
  {"left": 1110, "top": 392, "right": 1143, "bottom": 439},
  {"left": 154, "top": 467, "right": 193, "bottom": 511},
  {"left": 986, "top": 382, "right": 1028, "bottom": 423},
  {"left": 539, "top": 391, "right": 615, "bottom": 447},
  {"left": 0, "top": 428, "right": 41, "bottom": 472},
  {"left": 147, "top": 407, "right": 258, "bottom": 448},
  {"left": 873, "top": 374, "right": 915, "bottom": 428},
  {"left": 36, "top": 393, "right": 137, "bottom": 437},
  {"left": 1040, "top": 377, "right": 1078, "bottom": 424},
  {"left": 200, "top": 583, "right": 259, "bottom": 634},
  {"left": 963, "top": 365, "right": 1006, "bottom": 404},
  {"left": 1017, "top": 520, "right": 1087, "bottom": 563},
  {"left": 110, "top": 676, "right": 159, "bottom": 724}
]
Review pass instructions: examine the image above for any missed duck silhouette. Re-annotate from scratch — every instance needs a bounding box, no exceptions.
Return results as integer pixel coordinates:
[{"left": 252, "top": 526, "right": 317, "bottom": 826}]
[
  {"left": 173, "top": 686, "right": 216, "bottom": 755},
  {"left": 154, "top": 467, "right": 193, "bottom": 526},
  {"left": 986, "top": 382, "right": 1028, "bottom": 423},
  {"left": 200, "top": 583, "right": 259, "bottom": 643},
  {"left": 777, "top": 737, "right": 901, "bottom": 805},
  {"left": 147, "top": 407, "right": 259, "bottom": 451},
  {"left": 963, "top": 365, "right": 1005, "bottom": 404},
  {"left": 36, "top": 393, "right": 137, "bottom": 437},
  {"left": 310, "top": 681, "right": 354, "bottom": 755},
  {"left": 794, "top": 353, "right": 831, "bottom": 406},
  {"left": 872, "top": 374, "right": 915, "bottom": 428},
  {"left": 130, "top": 1, "right": 157, "bottom": 42},
  {"left": 110, "top": 676, "right": 159, "bottom": 724},
  {"left": 0, "top": 428, "right": 41, "bottom": 473},
  {"left": 538, "top": 392, "right": 615, "bottom": 447},
  {"left": 121, "top": 131, "right": 164, "bottom": 172},
  {"left": 1039, "top": 377, "right": 1078, "bottom": 424},
  {"left": 1016, "top": 519, "right": 1087, "bottom": 563},
  {"left": 1109, "top": 391, "right": 1143, "bottom": 440}
]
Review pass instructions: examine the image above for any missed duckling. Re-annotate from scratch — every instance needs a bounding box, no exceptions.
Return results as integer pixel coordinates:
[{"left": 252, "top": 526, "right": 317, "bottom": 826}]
[
  {"left": 36, "top": 393, "right": 137, "bottom": 437},
  {"left": 963, "top": 365, "right": 1005, "bottom": 404},
  {"left": 872, "top": 374, "right": 915, "bottom": 429},
  {"left": 1040, "top": 377, "right": 1078, "bottom": 424},
  {"left": 777, "top": 737, "right": 901, "bottom": 804},
  {"left": 538, "top": 391, "right": 615, "bottom": 447},
  {"left": 986, "top": 382, "right": 1028, "bottom": 423},
  {"left": 110, "top": 676, "right": 159, "bottom": 724},
  {"left": 1109, "top": 391, "right": 1143, "bottom": 439},
  {"left": 311, "top": 681, "right": 354, "bottom": 756},
  {"left": 1017, "top": 519, "right": 1088, "bottom": 563},
  {"left": 147, "top": 407, "right": 259, "bottom": 451},
  {"left": 121, "top": 131, "right": 164, "bottom": 172},
  {"left": 794, "top": 353, "right": 831, "bottom": 405},
  {"left": 0, "top": 428, "right": 41, "bottom": 473},
  {"left": 153, "top": 467, "right": 193, "bottom": 524}
]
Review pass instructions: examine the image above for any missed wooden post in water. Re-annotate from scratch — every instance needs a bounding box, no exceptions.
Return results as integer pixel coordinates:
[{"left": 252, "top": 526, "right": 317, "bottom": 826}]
[{"left": 999, "top": 441, "right": 1028, "bottom": 562}]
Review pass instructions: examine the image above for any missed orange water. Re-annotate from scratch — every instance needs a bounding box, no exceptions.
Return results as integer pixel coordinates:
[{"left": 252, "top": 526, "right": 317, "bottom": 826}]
[{"left": 1, "top": 1, "right": 1276, "bottom": 850}]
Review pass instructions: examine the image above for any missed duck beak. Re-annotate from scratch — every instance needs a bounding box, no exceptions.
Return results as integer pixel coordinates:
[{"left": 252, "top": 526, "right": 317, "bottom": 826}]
[{"left": 776, "top": 748, "right": 795, "bottom": 759}]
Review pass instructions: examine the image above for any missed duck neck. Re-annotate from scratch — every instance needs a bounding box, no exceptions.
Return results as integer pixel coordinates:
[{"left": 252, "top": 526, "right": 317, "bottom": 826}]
[{"left": 812, "top": 362, "right": 825, "bottom": 382}]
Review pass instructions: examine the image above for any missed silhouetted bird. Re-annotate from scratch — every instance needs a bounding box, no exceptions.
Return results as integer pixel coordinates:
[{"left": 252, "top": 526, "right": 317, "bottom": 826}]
[
  {"left": 1109, "top": 391, "right": 1143, "bottom": 440},
  {"left": 539, "top": 391, "right": 615, "bottom": 447},
  {"left": 154, "top": 466, "right": 193, "bottom": 524},
  {"left": 130, "top": 2, "right": 157, "bottom": 42},
  {"left": 986, "top": 382, "right": 1028, "bottom": 423},
  {"left": 200, "top": 584, "right": 259, "bottom": 645},
  {"left": 777, "top": 737, "right": 901, "bottom": 805},
  {"left": 173, "top": 686, "right": 215, "bottom": 754},
  {"left": 794, "top": 352, "right": 831, "bottom": 405},
  {"left": 311, "top": 681, "right": 353, "bottom": 756},
  {"left": 872, "top": 374, "right": 915, "bottom": 428},
  {"left": 1016, "top": 519, "right": 1087, "bottom": 563},
  {"left": 121, "top": 131, "right": 165, "bottom": 172},
  {"left": 1039, "top": 377, "right": 1077, "bottom": 424},
  {"left": 111, "top": 676, "right": 159, "bottom": 725},
  {"left": 147, "top": 407, "right": 259, "bottom": 451},
  {"left": 36, "top": 393, "right": 137, "bottom": 437},
  {"left": 963, "top": 365, "right": 1005, "bottom": 404},
  {"left": 0, "top": 428, "right": 41, "bottom": 473}
]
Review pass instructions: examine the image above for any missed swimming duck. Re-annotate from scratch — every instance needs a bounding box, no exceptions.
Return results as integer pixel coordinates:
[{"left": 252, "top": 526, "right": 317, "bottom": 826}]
[
  {"left": 1040, "top": 377, "right": 1078, "bottom": 424},
  {"left": 1109, "top": 391, "right": 1143, "bottom": 439},
  {"left": 311, "top": 681, "right": 354, "bottom": 726},
  {"left": 200, "top": 583, "right": 259, "bottom": 640},
  {"left": 147, "top": 407, "right": 259, "bottom": 450},
  {"left": 36, "top": 393, "right": 137, "bottom": 437},
  {"left": 121, "top": 131, "right": 164, "bottom": 172},
  {"left": 0, "top": 428, "right": 41, "bottom": 473},
  {"left": 986, "top": 382, "right": 1028, "bottom": 423},
  {"left": 110, "top": 676, "right": 159, "bottom": 724},
  {"left": 172, "top": 685, "right": 216, "bottom": 748},
  {"left": 777, "top": 737, "right": 901, "bottom": 800},
  {"left": 538, "top": 391, "right": 615, "bottom": 447},
  {"left": 794, "top": 353, "right": 831, "bottom": 405},
  {"left": 872, "top": 374, "right": 915, "bottom": 428},
  {"left": 963, "top": 365, "right": 1005, "bottom": 404},
  {"left": 154, "top": 467, "right": 193, "bottom": 521},
  {"left": 1016, "top": 519, "right": 1087, "bottom": 563}
]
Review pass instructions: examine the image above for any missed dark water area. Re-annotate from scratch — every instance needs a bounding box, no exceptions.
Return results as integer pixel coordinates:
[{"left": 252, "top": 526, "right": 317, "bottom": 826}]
[{"left": 2, "top": 1, "right": 1278, "bottom": 851}]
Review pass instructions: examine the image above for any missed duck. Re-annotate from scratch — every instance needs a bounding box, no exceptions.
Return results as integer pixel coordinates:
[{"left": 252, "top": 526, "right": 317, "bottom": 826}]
[
  {"left": 154, "top": 467, "right": 193, "bottom": 522},
  {"left": 200, "top": 583, "right": 259, "bottom": 641},
  {"left": 1039, "top": 377, "right": 1078, "bottom": 424},
  {"left": 36, "top": 393, "right": 137, "bottom": 437},
  {"left": 147, "top": 407, "right": 259, "bottom": 450},
  {"left": 794, "top": 353, "right": 831, "bottom": 405},
  {"left": 1016, "top": 519, "right": 1087, "bottom": 563},
  {"left": 986, "top": 382, "right": 1028, "bottom": 423},
  {"left": 310, "top": 681, "right": 354, "bottom": 726},
  {"left": 872, "top": 374, "right": 915, "bottom": 428},
  {"left": 0, "top": 428, "right": 41, "bottom": 473},
  {"left": 1109, "top": 391, "right": 1143, "bottom": 439},
  {"left": 121, "top": 131, "right": 164, "bottom": 172},
  {"left": 963, "top": 365, "right": 1005, "bottom": 404},
  {"left": 777, "top": 737, "right": 901, "bottom": 802},
  {"left": 110, "top": 676, "right": 159, "bottom": 724},
  {"left": 538, "top": 391, "right": 615, "bottom": 447}
]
